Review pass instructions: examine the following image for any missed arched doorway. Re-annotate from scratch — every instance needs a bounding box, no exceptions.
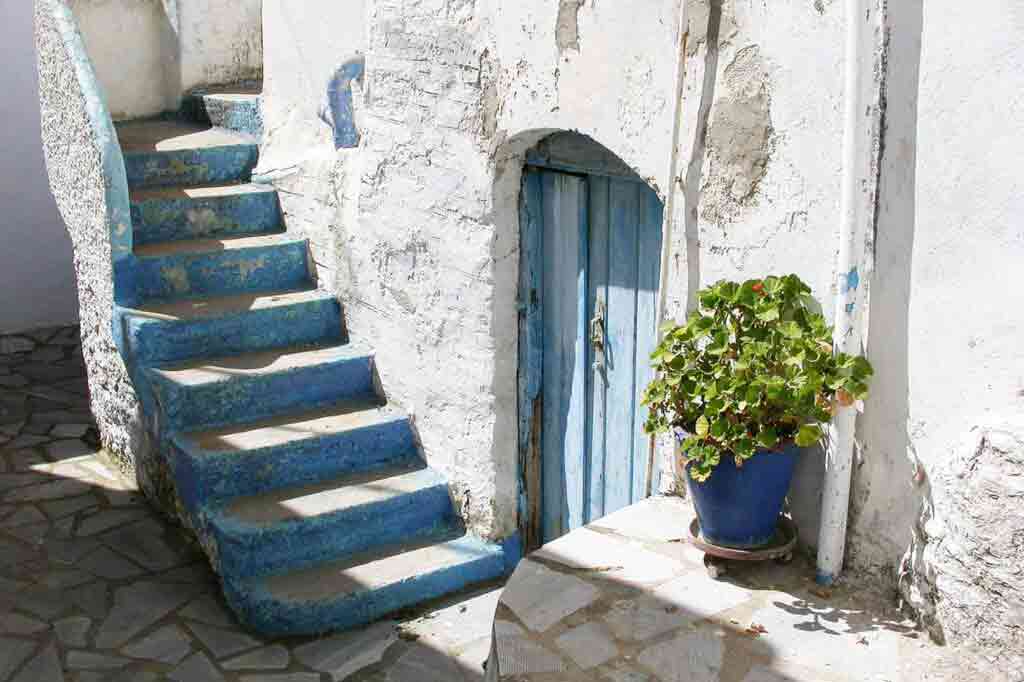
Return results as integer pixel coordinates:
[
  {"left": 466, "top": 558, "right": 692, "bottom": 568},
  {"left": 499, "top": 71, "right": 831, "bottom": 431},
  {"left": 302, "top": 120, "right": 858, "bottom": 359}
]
[{"left": 518, "top": 132, "right": 664, "bottom": 548}]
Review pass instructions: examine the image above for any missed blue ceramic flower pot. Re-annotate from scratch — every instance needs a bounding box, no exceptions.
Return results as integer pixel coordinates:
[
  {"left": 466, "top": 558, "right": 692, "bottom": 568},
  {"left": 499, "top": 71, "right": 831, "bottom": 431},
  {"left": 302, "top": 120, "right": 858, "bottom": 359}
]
[{"left": 687, "top": 442, "right": 800, "bottom": 549}]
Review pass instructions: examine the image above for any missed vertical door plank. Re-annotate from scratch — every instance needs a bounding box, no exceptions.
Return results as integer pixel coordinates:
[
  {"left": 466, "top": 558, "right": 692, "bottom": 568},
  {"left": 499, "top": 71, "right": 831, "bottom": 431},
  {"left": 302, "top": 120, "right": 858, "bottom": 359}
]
[
  {"left": 518, "top": 169, "right": 545, "bottom": 551},
  {"left": 541, "top": 171, "right": 588, "bottom": 542},
  {"left": 586, "top": 176, "right": 610, "bottom": 523},
  {"left": 631, "top": 186, "right": 665, "bottom": 502},
  {"left": 603, "top": 178, "right": 641, "bottom": 515}
]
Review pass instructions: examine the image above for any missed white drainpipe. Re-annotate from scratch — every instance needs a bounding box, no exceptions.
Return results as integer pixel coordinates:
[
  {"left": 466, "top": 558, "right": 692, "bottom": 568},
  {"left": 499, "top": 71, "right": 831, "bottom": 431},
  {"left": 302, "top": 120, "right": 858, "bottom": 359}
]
[{"left": 816, "top": 0, "right": 882, "bottom": 585}]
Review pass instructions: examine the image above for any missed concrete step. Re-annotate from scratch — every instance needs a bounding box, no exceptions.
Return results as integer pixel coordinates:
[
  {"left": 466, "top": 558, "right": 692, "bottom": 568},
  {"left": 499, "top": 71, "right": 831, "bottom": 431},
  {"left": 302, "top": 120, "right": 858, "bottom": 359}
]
[
  {"left": 132, "top": 234, "right": 311, "bottom": 303},
  {"left": 151, "top": 343, "right": 377, "bottom": 432},
  {"left": 117, "top": 120, "right": 258, "bottom": 189},
  {"left": 167, "top": 399, "right": 417, "bottom": 510},
  {"left": 130, "top": 182, "right": 281, "bottom": 246},
  {"left": 205, "top": 464, "right": 459, "bottom": 579},
  {"left": 225, "top": 533, "right": 507, "bottom": 636},
  {"left": 183, "top": 83, "right": 263, "bottom": 137},
  {"left": 121, "top": 289, "right": 344, "bottom": 365}
]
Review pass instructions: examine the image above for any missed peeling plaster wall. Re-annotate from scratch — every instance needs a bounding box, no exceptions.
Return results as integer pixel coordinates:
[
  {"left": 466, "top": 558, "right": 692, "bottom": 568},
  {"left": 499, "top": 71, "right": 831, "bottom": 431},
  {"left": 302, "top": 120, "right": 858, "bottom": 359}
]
[
  {"left": 668, "top": 1, "right": 846, "bottom": 546},
  {"left": 337, "top": 0, "right": 681, "bottom": 540},
  {"left": 68, "top": 0, "right": 262, "bottom": 120}
]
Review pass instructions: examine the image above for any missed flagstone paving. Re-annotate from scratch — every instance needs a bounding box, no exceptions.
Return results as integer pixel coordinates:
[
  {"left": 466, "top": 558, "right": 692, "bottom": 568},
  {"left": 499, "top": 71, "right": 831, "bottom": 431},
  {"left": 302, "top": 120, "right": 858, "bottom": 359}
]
[
  {"left": 486, "top": 497, "right": 1021, "bottom": 682},
  {"left": 0, "top": 326, "right": 499, "bottom": 682},
  {"left": 2, "top": 325, "right": 1017, "bottom": 682}
]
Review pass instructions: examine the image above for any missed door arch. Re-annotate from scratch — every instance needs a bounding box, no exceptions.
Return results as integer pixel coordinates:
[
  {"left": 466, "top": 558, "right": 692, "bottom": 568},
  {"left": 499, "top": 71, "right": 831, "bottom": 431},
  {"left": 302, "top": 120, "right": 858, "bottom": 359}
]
[{"left": 518, "top": 132, "right": 664, "bottom": 548}]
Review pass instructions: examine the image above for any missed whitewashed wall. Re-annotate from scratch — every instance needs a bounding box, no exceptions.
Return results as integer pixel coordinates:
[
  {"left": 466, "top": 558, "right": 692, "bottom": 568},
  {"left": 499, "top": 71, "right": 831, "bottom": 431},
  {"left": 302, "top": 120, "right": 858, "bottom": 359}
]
[
  {"left": 257, "top": 1, "right": 1024, "bottom": 638},
  {"left": 69, "top": 0, "right": 262, "bottom": 120}
]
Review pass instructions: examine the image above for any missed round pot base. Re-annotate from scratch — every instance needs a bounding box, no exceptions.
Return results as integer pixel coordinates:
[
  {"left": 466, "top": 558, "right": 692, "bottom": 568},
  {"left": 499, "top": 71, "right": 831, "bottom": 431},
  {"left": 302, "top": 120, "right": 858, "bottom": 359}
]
[{"left": 689, "top": 516, "right": 798, "bottom": 579}]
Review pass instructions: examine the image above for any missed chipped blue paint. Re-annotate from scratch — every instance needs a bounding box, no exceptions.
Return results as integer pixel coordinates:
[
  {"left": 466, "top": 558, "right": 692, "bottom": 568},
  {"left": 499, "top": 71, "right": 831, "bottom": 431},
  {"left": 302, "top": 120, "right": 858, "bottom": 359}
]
[
  {"left": 326, "top": 56, "right": 365, "bottom": 149},
  {"left": 151, "top": 346, "right": 377, "bottom": 432},
  {"left": 845, "top": 302, "right": 856, "bottom": 314},
  {"left": 167, "top": 409, "right": 416, "bottom": 509},
  {"left": 131, "top": 185, "right": 282, "bottom": 246},
  {"left": 841, "top": 267, "right": 860, "bottom": 293},
  {"left": 131, "top": 238, "right": 311, "bottom": 302},
  {"left": 222, "top": 534, "right": 507, "bottom": 636},
  {"left": 123, "top": 144, "right": 259, "bottom": 188}
]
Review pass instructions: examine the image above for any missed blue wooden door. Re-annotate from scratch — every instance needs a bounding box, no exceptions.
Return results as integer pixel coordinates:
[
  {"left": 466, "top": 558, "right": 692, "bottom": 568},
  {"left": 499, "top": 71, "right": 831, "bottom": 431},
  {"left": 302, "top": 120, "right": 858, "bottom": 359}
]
[{"left": 531, "top": 168, "right": 664, "bottom": 542}]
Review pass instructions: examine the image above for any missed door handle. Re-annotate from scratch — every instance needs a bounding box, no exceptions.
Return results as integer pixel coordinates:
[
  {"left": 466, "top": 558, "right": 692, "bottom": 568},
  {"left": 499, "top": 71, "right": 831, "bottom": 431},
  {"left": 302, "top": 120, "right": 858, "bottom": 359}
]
[{"left": 590, "top": 299, "right": 606, "bottom": 371}]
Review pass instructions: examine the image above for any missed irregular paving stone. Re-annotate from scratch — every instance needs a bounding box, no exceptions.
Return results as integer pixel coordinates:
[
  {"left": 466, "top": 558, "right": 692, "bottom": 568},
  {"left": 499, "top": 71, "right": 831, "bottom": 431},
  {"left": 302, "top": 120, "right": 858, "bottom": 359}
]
[
  {"left": 4, "top": 435, "right": 48, "bottom": 450},
  {"left": 0, "top": 473, "right": 44, "bottom": 493},
  {"left": 180, "top": 595, "right": 237, "bottom": 628},
  {"left": 100, "top": 521, "right": 188, "bottom": 571},
  {"left": 11, "top": 640, "right": 63, "bottom": 682},
  {"left": 157, "top": 563, "right": 217, "bottom": 585},
  {"left": 40, "top": 495, "right": 101, "bottom": 520},
  {"left": 18, "top": 364, "right": 84, "bottom": 383},
  {"left": 0, "top": 537, "right": 40, "bottom": 567},
  {"left": 7, "top": 450, "right": 47, "bottom": 472},
  {"left": 222, "top": 645, "right": 290, "bottom": 670},
  {"left": 54, "top": 615, "right": 92, "bottom": 647},
  {"left": 78, "top": 547, "right": 146, "bottom": 580},
  {"left": 239, "top": 675, "right": 321, "bottom": 682},
  {"left": 66, "top": 650, "right": 131, "bottom": 670},
  {"left": 637, "top": 629, "right": 724, "bottom": 682},
  {"left": 122, "top": 624, "right": 192, "bottom": 664},
  {"left": 651, "top": 570, "right": 751, "bottom": 621},
  {"left": 533, "top": 527, "right": 686, "bottom": 586},
  {"left": 293, "top": 619, "right": 399, "bottom": 678},
  {"left": 49, "top": 424, "right": 89, "bottom": 439},
  {"left": 499, "top": 560, "right": 601, "bottom": 632},
  {"left": 70, "top": 581, "right": 110, "bottom": 620},
  {"left": 0, "top": 375, "right": 28, "bottom": 389},
  {"left": 0, "top": 337, "right": 35, "bottom": 354},
  {"left": 555, "top": 621, "right": 619, "bottom": 670},
  {"left": 45, "top": 536, "right": 101, "bottom": 565},
  {"left": 4, "top": 520, "right": 50, "bottom": 546},
  {"left": 0, "top": 505, "right": 47, "bottom": 527},
  {"left": 0, "top": 637, "right": 35, "bottom": 679},
  {"left": 186, "top": 621, "right": 262, "bottom": 659},
  {"left": 169, "top": 652, "right": 225, "bottom": 682},
  {"left": 9, "top": 587, "right": 71, "bottom": 620},
  {"left": 44, "top": 440, "right": 94, "bottom": 463},
  {"left": 95, "top": 581, "right": 201, "bottom": 649},
  {"left": 40, "top": 568, "right": 93, "bottom": 591},
  {"left": 76, "top": 509, "right": 149, "bottom": 537},
  {"left": 490, "top": 622, "right": 566, "bottom": 677},
  {"left": 4, "top": 479, "right": 91, "bottom": 503},
  {"left": 0, "top": 610, "right": 49, "bottom": 635},
  {"left": 602, "top": 594, "right": 695, "bottom": 642}
]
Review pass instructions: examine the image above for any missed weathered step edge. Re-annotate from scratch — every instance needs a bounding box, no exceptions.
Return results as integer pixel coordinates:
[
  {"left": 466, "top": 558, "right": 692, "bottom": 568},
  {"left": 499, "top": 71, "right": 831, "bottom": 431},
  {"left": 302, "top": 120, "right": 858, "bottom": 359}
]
[
  {"left": 166, "top": 405, "right": 417, "bottom": 508},
  {"left": 203, "top": 466, "right": 459, "bottom": 578},
  {"left": 131, "top": 183, "right": 281, "bottom": 246},
  {"left": 223, "top": 534, "right": 509, "bottom": 636}
]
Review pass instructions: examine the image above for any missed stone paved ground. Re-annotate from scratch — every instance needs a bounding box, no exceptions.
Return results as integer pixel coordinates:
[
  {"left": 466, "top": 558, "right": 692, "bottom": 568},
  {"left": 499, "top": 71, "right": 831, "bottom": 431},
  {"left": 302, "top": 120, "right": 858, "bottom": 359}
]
[
  {"left": 487, "top": 499, "right": 1021, "bottom": 682},
  {"left": 0, "top": 326, "right": 499, "bottom": 682},
  {"left": 2, "top": 326, "right": 1018, "bottom": 682}
]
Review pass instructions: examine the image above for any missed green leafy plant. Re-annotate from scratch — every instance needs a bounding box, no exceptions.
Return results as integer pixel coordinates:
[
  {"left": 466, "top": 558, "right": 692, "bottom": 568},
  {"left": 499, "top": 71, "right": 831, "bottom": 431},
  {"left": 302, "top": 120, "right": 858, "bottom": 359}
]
[{"left": 642, "top": 275, "right": 873, "bottom": 483}]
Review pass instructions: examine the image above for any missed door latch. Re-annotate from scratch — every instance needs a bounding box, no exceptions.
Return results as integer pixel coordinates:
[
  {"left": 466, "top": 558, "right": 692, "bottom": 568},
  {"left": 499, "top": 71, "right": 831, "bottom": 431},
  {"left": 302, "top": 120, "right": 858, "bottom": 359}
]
[{"left": 590, "top": 298, "right": 606, "bottom": 371}]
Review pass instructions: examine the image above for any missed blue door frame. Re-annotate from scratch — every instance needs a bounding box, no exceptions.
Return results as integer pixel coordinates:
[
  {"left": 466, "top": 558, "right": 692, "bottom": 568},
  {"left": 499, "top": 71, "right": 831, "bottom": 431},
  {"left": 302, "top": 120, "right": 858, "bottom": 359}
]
[{"left": 517, "top": 133, "right": 664, "bottom": 549}]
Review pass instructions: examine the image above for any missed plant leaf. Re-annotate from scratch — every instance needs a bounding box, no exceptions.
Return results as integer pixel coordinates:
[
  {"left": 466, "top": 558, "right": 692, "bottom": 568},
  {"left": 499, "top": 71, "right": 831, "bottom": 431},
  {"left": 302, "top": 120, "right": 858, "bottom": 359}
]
[{"left": 795, "top": 424, "right": 823, "bottom": 447}]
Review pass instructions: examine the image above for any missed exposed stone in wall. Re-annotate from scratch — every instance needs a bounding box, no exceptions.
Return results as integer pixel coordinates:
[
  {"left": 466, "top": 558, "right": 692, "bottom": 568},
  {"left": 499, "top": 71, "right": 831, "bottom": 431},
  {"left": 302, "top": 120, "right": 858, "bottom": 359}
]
[
  {"left": 686, "top": 0, "right": 737, "bottom": 57},
  {"left": 34, "top": 0, "right": 156, "bottom": 500},
  {"left": 555, "top": 0, "right": 584, "bottom": 53},
  {"left": 700, "top": 45, "right": 774, "bottom": 226},
  {"left": 900, "top": 418, "right": 1024, "bottom": 653}
]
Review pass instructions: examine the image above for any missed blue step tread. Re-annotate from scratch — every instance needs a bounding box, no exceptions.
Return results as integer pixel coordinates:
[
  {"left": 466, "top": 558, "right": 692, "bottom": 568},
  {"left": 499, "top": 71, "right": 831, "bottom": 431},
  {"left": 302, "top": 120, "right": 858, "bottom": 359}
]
[
  {"left": 204, "top": 464, "right": 459, "bottom": 579},
  {"left": 132, "top": 234, "right": 311, "bottom": 302},
  {"left": 167, "top": 398, "right": 416, "bottom": 506},
  {"left": 223, "top": 533, "right": 507, "bottom": 636},
  {"left": 121, "top": 289, "right": 344, "bottom": 365},
  {"left": 116, "top": 119, "right": 258, "bottom": 188},
  {"left": 130, "top": 183, "right": 281, "bottom": 245},
  {"left": 150, "top": 343, "right": 376, "bottom": 432}
]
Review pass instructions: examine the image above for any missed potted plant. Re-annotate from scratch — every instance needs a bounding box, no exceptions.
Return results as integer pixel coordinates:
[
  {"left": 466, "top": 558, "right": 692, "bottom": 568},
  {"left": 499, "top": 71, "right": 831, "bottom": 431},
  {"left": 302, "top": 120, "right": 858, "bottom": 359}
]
[{"left": 642, "top": 275, "right": 873, "bottom": 549}]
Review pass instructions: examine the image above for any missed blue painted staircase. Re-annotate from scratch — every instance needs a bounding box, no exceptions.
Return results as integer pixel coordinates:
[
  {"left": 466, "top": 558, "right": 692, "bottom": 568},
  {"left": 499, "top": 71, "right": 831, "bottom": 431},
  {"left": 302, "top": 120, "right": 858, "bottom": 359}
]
[{"left": 113, "top": 89, "right": 513, "bottom": 636}]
